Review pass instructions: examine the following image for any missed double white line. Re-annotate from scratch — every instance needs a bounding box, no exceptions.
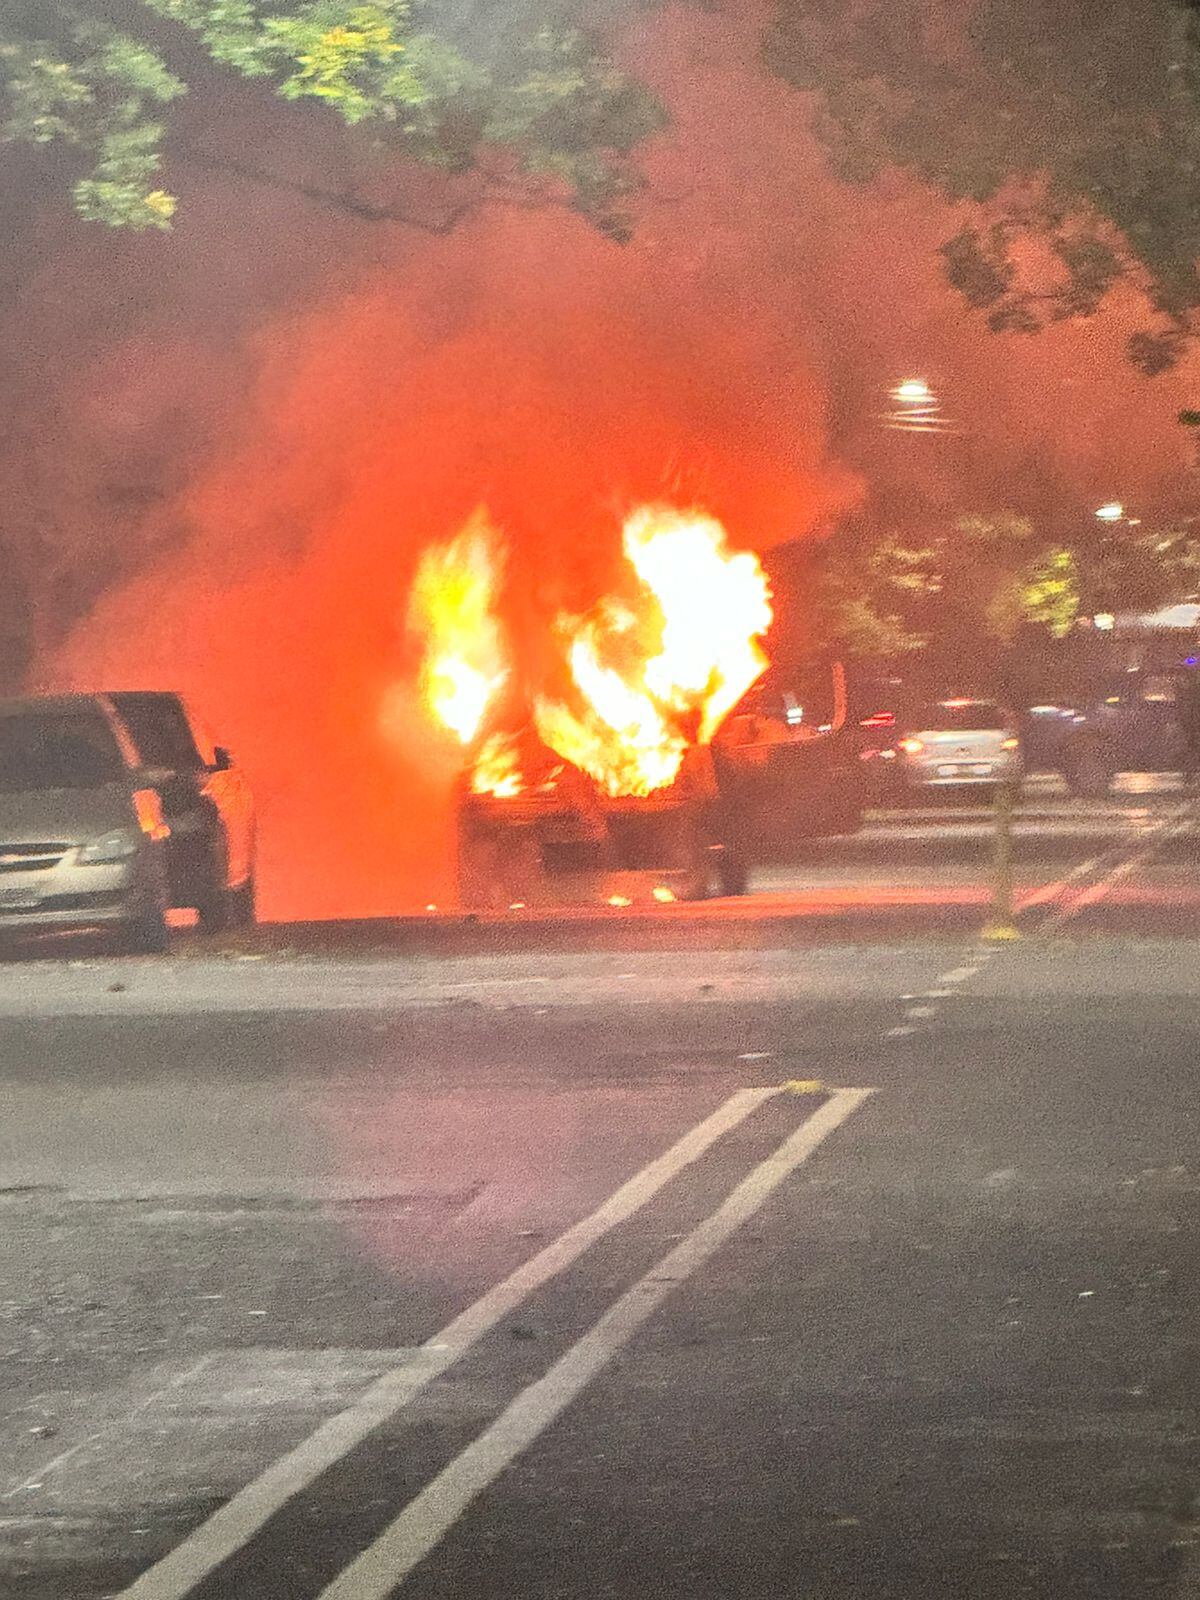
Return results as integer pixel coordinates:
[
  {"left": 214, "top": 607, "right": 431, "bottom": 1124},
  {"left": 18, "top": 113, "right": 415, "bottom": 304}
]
[
  {"left": 120, "top": 1085, "right": 873, "bottom": 1600},
  {"left": 1016, "top": 800, "right": 1194, "bottom": 934}
]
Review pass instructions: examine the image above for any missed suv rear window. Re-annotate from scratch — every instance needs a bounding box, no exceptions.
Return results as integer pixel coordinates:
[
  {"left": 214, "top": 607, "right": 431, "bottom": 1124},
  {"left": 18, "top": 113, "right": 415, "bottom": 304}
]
[
  {"left": 733, "top": 668, "right": 838, "bottom": 733},
  {"left": 0, "top": 714, "right": 125, "bottom": 792},
  {"left": 913, "top": 701, "right": 1008, "bottom": 731}
]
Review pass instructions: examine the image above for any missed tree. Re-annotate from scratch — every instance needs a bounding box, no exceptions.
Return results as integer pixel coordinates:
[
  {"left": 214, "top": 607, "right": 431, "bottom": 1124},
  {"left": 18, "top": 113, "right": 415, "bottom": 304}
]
[
  {"left": 803, "top": 499, "right": 1200, "bottom": 685},
  {"left": 766, "top": 0, "right": 1200, "bottom": 372},
  {"left": 804, "top": 510, "right": 1091, "bottom": 673},
  {"left": 802, "top": 522, "right": 936, "bottom": 659},
  {"left": 0, "top": 0, "right": 665, "bottom": 235}
]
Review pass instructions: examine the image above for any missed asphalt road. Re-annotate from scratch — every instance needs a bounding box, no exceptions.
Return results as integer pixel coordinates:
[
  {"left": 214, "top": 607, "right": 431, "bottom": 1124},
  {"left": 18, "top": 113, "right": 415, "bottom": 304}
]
[{"left": 4, "top": 779, "right": 1200, "bottom": 1599}]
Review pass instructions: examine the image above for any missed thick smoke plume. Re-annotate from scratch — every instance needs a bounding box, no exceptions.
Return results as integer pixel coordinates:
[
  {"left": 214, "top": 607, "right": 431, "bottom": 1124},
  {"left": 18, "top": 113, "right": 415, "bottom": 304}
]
[{"left": 5, "top": 3, "right": 1196, "bottom": 916}]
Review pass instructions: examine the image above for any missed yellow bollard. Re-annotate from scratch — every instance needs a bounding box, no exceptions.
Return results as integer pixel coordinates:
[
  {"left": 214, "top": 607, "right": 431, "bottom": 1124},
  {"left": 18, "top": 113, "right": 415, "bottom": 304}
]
[{"left": 981, "top": 779, "right": 1021, "bottom": 942}]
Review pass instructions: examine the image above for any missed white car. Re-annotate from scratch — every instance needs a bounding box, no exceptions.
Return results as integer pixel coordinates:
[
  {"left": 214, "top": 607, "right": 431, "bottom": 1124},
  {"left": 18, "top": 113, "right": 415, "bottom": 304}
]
[
  {"left": 890, "top": 698, "right": 1022, "bottom": 794},
  {"left": 0, "top": 694, "right": 171, "bottom": 952}
]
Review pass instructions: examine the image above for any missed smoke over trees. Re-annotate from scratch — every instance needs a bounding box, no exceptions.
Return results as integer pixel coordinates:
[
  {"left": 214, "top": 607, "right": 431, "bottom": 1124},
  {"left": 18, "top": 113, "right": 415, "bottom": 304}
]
[{"left": 767, "top": 0, "right": 1200, "bottom": 373}]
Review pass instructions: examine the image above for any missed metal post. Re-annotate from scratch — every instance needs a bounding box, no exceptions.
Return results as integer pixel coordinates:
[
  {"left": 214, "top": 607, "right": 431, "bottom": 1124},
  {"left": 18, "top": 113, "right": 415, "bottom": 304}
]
[{"left": 982, "top": 780, "right": 1021, "bottom": 941}]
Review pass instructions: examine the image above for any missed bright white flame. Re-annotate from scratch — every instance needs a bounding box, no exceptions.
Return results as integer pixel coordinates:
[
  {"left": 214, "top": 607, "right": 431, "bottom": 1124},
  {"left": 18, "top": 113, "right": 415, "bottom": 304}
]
[
  {"left": 535, "top": 507, "right": 772, "bottom": 797},
  {"left": 404, "top": 503, "right": 773, "bottom": 802}
]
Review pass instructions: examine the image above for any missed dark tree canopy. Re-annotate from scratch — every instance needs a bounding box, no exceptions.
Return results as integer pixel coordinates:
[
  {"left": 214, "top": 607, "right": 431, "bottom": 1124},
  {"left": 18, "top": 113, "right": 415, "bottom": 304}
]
[
  {"left": 0, "top": 0, "right": 665, "bottom": 235},
  {"left": 767, "top": 0, "right": 1200, "bottom": 372}
]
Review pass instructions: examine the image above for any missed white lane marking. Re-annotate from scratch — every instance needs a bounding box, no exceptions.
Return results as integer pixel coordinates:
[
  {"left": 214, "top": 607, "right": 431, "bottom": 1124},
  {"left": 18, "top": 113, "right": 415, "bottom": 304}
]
[
  {"left": 1037, "top": 810, "right": 1194, "bottom": 934},
  {"left": 1037, "top": 850, "right": 1152, "bottom": 934},
  {"left": 886, "top": 1025, "right": 918, "bottom": 1038},
  {"left": 904, "top": 1006, "right": 937, "bottom": 1020},
  {"left": 1015, "top": 854, "right": 1103, "bottom": 912},
  {"left": 115, "top": 1086, "right": 781, "bottom": 1600},
  {"left": 1016, "top": 800, "right": 1191, "bottom": 920},
  {"left": 937, "top": 967, "right": 978, "bottom": 984},
  {"left": 1017, "top": 800, "right": 1196, "bottom": 928},
  {"left": 318, "top": 1088, "right": 875, "bottom": 1600}
]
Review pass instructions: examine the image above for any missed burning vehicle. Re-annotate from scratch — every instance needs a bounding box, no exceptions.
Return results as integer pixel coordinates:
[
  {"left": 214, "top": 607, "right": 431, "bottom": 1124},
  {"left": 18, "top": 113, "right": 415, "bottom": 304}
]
[{"left": 403, "top": 504, "right": 865, "bottom": 910}]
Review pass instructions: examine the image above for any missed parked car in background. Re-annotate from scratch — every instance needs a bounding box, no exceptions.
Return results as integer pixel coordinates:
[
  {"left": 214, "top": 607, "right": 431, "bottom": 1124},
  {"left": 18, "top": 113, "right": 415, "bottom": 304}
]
[
  {"left": 860, "top": 696, "right": 1022, "bottom": 799},
  {"left": 0, "top": 694, "right": 171, "bottom": 952},
  {"left": 108, "top": 692, "right": 256, "bottom": 931},
  {"left": 1019, "top": 669, "right": 1187, "bottom": 795}
]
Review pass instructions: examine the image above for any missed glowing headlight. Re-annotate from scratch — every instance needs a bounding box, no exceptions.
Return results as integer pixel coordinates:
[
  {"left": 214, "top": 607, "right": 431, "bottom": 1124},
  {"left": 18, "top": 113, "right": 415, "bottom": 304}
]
[{"left": 78, "top": 828, "right": 140, "bottom": 864}]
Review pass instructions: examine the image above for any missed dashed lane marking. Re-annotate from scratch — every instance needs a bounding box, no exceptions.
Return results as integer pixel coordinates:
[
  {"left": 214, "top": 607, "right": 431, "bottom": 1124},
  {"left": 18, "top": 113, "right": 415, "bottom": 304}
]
[{"left": 936, "top": 967, "right": 979, "bottom": 985}]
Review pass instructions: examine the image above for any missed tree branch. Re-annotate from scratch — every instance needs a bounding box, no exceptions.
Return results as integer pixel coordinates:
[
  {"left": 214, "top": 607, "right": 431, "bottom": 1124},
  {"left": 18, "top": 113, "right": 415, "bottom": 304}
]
[
  {"left": 174, "top": 140, "right": 588, "bottom": 233},
  {"left": 174, "top": 141, "right": 483, "bottom": 230}
]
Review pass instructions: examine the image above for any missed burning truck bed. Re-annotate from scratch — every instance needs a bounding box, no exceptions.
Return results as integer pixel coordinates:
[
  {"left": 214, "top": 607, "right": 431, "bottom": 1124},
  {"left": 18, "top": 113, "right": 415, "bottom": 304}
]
[
  {"left": 455, "top": 666, "right": 866, "bottom": 910},
  {"left": 457, "top": 732, "right": 744, "bottom": 910}
]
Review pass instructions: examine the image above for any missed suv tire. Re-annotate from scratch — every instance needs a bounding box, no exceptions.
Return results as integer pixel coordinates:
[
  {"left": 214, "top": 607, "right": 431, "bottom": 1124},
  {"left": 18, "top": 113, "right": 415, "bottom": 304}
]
[{"left": 228, "top": 874, "right": 257, "bottom": 928}]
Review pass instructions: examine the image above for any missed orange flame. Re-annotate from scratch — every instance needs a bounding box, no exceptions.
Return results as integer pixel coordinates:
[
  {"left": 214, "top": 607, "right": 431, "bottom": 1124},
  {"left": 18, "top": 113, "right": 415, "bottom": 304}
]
[
  {"left": 407, "top": 503, "right": 771, "bottom": 800},
  {"left": 535, "top": 507, "right": 772, "bottom": 796},
  {"left": 407, "top": 510, "right": 508, "bottom": 744},
  {"left": 471, "top": 732, "right": 525, "bottom": 798}
]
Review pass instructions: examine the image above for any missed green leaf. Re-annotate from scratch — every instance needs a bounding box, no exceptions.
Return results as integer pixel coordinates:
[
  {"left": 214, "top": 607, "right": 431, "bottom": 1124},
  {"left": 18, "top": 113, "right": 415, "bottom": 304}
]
[{"left": 2, "top": 0, "right": 665, "bottom": 230}]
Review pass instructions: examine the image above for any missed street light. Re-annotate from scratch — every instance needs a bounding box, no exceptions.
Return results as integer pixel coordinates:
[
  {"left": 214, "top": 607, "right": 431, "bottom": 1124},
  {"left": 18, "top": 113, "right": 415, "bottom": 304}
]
[
  {"left": 893, "top": 378, "right": 934, "bottom": 405},
  {"left": 881, "top": 377, "right": 956, "bottom": 433}
]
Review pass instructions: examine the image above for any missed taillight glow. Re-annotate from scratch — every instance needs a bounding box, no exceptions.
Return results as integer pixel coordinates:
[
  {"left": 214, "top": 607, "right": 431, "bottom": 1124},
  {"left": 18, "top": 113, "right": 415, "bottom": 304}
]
[{"left": 131, "top": 788, "right": 170, "bottom": 840}]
